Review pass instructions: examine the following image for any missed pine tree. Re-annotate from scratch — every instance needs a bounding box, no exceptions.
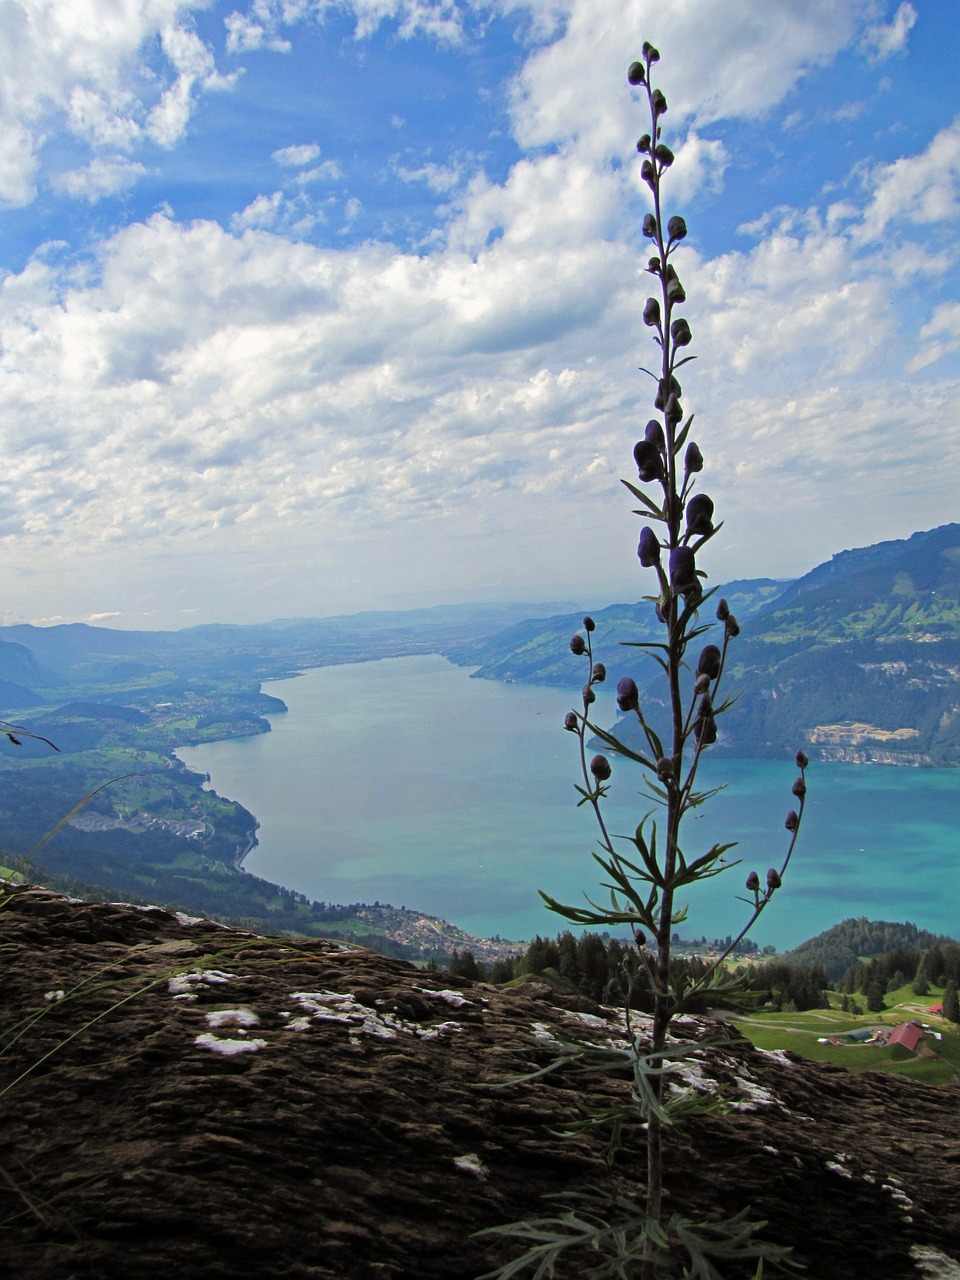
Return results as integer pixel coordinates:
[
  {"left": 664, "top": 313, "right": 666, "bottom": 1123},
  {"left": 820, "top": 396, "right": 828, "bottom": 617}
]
[{"left": 942, "top": 979, "right": 960, "bottom": 1024}]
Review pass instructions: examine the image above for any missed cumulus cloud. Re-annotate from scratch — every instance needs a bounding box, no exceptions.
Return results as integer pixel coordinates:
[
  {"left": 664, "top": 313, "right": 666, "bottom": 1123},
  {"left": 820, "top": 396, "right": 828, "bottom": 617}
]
[
  {"left": 0, "top": 0, "right": 957, "bottom": 624},
  {"left": 859, "top": 1, "right": 917, "bottom": 62},
  {"left": 273, "top": 143, "right": 322, "bottom": 167},
  {"left": 52, "top": 156, "right": 148, "bottom": 203},
  {"left": 0, "top": 0, "right": 233, "bottom": 206},
  {"left": 855, "top": 117, "right": 960, "bottom": 242}
]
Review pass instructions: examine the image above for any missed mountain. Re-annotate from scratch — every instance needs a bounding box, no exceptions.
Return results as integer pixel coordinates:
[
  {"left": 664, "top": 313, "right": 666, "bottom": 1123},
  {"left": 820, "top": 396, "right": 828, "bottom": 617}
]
[
  {"left": 2, "top": 883, "right": 959, "bottom": 1280},
  {"left": 786, "top": 917, "right": 958, "bottom": 984},
  {"left": 444, "top": 578, "right": 787, "bottom": 684},
  {"left": 715, "top": 523, "right": 960, "bottom": 764},
  {"left": 458, "top": 524, "right": 960, "bottom": 766},
  {"left": 0, "top": 601, "right": 574, "bottom": 693}
]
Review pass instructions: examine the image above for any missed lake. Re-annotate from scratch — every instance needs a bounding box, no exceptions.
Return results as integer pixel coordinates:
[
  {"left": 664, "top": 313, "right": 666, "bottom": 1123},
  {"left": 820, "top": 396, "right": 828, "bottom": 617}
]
[{"left": 176, "top": 655, "right": 960, "bottom": 950}]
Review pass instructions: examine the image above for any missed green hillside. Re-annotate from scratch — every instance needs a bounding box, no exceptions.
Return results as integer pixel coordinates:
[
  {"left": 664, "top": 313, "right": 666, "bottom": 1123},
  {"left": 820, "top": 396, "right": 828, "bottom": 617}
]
[{"left": 462, "top": 523, "right": 960, "bottom": 765}]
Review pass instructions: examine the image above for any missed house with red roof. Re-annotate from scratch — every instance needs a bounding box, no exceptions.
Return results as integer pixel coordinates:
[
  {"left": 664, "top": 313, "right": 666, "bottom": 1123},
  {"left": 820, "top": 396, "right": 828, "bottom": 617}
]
[{"left": 885, "top": 1022, "right": 924, "bottom": 1052}]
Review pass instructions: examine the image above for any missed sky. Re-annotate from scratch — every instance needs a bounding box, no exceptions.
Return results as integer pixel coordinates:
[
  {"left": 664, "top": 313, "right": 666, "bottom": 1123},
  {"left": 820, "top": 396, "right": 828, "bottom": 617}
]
[{"left": 0, "top": 0, "right": 958, "bottom": 630}]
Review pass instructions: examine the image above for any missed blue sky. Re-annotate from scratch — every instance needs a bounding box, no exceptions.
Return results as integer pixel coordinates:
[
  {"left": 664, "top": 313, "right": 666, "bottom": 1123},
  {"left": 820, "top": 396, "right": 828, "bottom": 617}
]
[{"left": 0, "top": 0, "right": 958, "bottom": 628}]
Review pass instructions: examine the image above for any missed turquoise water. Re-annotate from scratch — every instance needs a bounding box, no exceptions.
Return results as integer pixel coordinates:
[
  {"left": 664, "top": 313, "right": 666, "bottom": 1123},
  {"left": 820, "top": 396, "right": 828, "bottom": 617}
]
[{"left": 176, "top": 655, "right": 960, "bottom": 949}]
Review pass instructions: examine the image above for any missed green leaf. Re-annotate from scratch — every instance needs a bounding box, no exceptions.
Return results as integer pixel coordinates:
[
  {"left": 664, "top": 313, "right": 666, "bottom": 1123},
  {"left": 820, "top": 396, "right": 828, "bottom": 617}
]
[
  {"left": 619, "top": 480, "right": 664, "bottom": 516},
  {"left": 583, "top": 721, "right": 655, "bottom": 769}
]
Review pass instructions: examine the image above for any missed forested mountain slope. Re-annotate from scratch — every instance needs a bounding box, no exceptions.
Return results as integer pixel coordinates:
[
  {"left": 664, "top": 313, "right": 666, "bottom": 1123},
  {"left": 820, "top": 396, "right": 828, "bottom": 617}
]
[{"left": 462, "top": 524, "right": 960, "bottom": 764}]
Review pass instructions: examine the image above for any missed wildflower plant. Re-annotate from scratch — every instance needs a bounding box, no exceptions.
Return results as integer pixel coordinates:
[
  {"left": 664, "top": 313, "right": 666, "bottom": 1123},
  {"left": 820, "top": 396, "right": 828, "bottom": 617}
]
[{"left": 480, "top": 45, "right": 807, "bottom": 1280}]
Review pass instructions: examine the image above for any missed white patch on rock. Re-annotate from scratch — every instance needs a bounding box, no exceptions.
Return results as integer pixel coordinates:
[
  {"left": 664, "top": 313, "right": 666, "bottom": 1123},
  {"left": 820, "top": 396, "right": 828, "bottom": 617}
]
[
  {"left": 289, "top": 990, "right": 462, "bottom": 1041},
  {"left": 420, "top": 1021, "right": 463, "bottom": 1040},
  {"left": 883, "top": 1180, "right": 916, "bottom": 1213},
  {"left": 454, "top": 1153, "right": 489, "bottom": 1179},
  {"left": 530, "top": 1021, "right": 561, "bottom": 1044},
  {"left": 413, "top": 987, "right": 473, "bottom": 1007},
  {"left": 173, "top": 912, "right": 206, "bottom": 927},
  {"left": 194, "top": 1033, "right": 267, "bottom": 1056},
  {"left": 204, "top": 1008, "right": 260, "bottom": 1029},
  {"left": 564, "top": 1011, "right": 610, "bottom": 1030},
  {"left": 826, "top": 1160, "right": 855, "bottom": 1180},
  {"left": 729, "top": 1071, "right": 783, "bottom": 1110},
  {"left": 754, "top": 1047, "right": 796, "bottom": 1067},
  {"left": 43, "top": 989, "right": 65, "bottom": 1002},
  {"left": 911, "top": 1245, "right": 960, "bottom": 1278},
  {"left": 168, "top": 969, "right": 238, "bottom": 1000}
]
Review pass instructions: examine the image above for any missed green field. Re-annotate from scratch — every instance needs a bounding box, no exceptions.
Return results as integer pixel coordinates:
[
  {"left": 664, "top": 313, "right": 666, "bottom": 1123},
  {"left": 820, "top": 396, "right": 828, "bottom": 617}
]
[{"left": 733, "top": 991, "right": 960, "bottom": 1085}]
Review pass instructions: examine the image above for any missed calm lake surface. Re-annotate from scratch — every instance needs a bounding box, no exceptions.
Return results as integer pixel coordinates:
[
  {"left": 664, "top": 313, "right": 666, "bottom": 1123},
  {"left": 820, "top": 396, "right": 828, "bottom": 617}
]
[{"left": 176, "top": 655, "right": 960, "bottom": 949}]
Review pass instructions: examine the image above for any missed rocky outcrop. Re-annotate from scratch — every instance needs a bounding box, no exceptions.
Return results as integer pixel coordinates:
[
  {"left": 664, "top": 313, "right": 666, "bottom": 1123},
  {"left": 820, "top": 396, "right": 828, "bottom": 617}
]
[{"left": 1, "top": 884, "right": 959, "bottom": 1279}]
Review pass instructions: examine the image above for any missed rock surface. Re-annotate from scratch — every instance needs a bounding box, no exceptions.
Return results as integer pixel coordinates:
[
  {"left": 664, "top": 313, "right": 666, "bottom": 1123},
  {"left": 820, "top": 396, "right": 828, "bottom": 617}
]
[{"left": 1, "top": 883, "right": 959, "bottom": 1279}]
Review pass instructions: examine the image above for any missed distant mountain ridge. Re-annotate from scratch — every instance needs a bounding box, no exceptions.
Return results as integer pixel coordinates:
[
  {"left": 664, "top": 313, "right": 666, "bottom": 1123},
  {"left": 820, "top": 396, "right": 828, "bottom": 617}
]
[{"left": 456, "top": 523, "right": 960, "bottom": 766}]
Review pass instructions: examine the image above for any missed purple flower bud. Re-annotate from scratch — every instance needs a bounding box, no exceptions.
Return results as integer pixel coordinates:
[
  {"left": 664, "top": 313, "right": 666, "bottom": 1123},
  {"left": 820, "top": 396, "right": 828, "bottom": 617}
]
[
  {"left": 697, "top": 712, "right": 717, "bottom": 746},
  {"left": 745, "top": 871, "right": 760, "bottom": 892},
  {"left": 664, "top": 392, "right": 683, "bottom": 427},
  {"left": 641, "top": 159, "right": 656, "bottom": 185},
  {"left": 582, "top": 684, "right": 595, "bottom": 705},
  {"left": 592, "top": 662, "right": 606, "bottom": 682},
  {"left": 648, "top": 256, "right": 661, "bottom": 274},
  {"left": 685, "top": 494, "right": 714, "bottom": 537},
  {"left": 651, "top": 88, "right": 667, "bottom": 116},
  {"left": 633, "top": 439, "right": 664, "bottom": 483},
  {"left": 583, "top": 615, "right": 595, "bottom": 632},
  {"left": 796, "top": 750, "right": 809, "bottom": 770},
  {"left": 641, "top": 212, "right": 656, "bottom": 236},
  {"left": 644, "top": 419, "right": 665, "bottom": 451},
  {"left": 792, "top": 776, "right": 806, "bottom": 799},
  {"left": 716, "top": 598, "right": 730, "bottom": 621},
  {"left": 669, "top": 546, "right": 697, "bottom": 595},
  {"left": 638, "top": 527, "right": 661, "bottom": 567},
  {"left": 641, "top": 41, "right": 659, "bottom": 63},
  {"left": 590, "top": 754, "right": 612, "bottom": 781},
  {"left": 637, "top": 134, "right": 652, "bottom": 154},
  {"left": 617, "top": 676, "right": 639, "bottom": 711},
  {"left": 671, "top": 318, "right": 692, "bottom": 347},
  {"left": 627, "top": 61, "right": 646, "bottom": 85},
  {"left": 665, "top": 265, "right": 685, "bottom": 304},
  {"left": 656, "top": 756, "right": 674, "bottom": 783},
  {"left": 667, "top": 216, "right": 687, "bottom": 242},
  {"left": 695, "top": 672, "right": 710, "bottom": 694},
  {"left": 785, "top": 811, "right": 799, "bottom": 833},
  {"left": 697, "top": 644, "right": 722, "bottom": 680},
  {"left": 655, "top": 144, "right": 674, "bottom": 167},
  {"left": 654, "top": 375, "right": 680, "bottom": 410},
  {"left": 767, "top": 868, "right": 782, "bottom": 891},
  {"left": 643, "top": 297, "right": 661, "bottom": 328},
  {"left": 564, "top": 711, "right": 578, "bottom": 732},
  {"left": 725, "top": 615, "right": 740, "bottom": 639},
  {"left": 570, "top": 634, "right": 586, "bottom": 655},
  {"left": 684, "top": 442, "right": 703, "bottom": 474}
]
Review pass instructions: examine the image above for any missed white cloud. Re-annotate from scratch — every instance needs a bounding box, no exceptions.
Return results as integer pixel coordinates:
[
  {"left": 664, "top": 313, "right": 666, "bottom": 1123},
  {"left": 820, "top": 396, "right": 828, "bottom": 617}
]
[
  {"left": 0, "top": 0, "right": 232, "bottom": 204},
  {"left": 909, "top": 302, "right": 960, "bottom": 372},
  {"left": 0, "top": 0, "right": 957, "bottom": 623},
  {"left": 507, "top": 0, "right": 872, "bottom": 166},
  {"left": 393, "top": 159, "right": 463, "bottom": 193},
  {"left": 52, "top": 156, "right": 147, "bottom": 203},
  {"left": 224, "top": 9, "right": 292, "bottom": 53},
  {"left": 231, "top": 191, "right": 285, "bottom": 230},
  {"left": 294, "top": 161, "right": 343, "bottom": 184},
  {"left": 855, "top": 117, "right": 960, "bottom": 243},
  {"left": 273, "top": 143, "right": 322, "bottom": 167},
  {"left": 859, "top": 1, "right": 917, "bottom": 62}
]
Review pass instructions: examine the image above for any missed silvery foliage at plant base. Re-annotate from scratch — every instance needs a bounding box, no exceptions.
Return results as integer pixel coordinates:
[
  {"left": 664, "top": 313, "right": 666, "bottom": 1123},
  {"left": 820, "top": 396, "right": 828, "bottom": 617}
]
[{"left": 478, "top": 45, "right": 808, "bottom": 1280}]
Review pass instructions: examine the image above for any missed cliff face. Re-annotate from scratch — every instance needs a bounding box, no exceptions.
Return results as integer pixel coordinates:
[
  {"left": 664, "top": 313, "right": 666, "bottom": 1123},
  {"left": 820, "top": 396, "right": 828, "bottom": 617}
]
[{"left": 2, "top": 884, "right": 959, "bottom": 1280}]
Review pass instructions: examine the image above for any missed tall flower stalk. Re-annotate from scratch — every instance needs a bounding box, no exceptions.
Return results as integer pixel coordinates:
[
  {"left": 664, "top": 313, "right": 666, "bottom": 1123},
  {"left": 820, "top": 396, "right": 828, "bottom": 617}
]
[{"left": 480, "top": 44, "right": 807, "bottom": 1280}]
